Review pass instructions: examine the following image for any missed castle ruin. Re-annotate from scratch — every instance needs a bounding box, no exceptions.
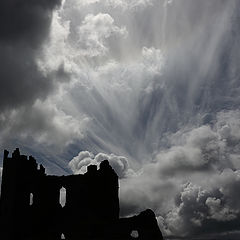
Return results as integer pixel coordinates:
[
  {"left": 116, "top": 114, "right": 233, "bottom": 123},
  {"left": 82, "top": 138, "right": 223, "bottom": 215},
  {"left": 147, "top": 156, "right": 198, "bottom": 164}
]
[{"left": 0, "top": 148, "right": 163, "bottom": 240}]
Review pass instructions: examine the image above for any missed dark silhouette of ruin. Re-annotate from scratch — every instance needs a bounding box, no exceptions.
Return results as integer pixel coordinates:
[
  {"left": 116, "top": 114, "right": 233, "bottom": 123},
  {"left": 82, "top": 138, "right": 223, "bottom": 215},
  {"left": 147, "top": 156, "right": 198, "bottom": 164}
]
[{"left": 0, "top": 148, "right": 163, "bottom": 240}]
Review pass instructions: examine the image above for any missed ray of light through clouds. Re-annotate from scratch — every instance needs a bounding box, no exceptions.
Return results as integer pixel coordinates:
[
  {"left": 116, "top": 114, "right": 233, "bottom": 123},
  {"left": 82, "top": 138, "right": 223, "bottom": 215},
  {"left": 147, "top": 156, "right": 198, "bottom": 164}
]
[{"left": 1, "top": 0, "right": 240, "bottom": 238}]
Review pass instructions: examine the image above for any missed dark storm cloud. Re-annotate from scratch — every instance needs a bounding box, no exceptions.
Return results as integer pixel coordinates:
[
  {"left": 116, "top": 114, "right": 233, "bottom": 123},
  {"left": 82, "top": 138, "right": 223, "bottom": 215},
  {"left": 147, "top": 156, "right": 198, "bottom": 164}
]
[
  {"left": 0, "top": 0, "right": 61, "bottom": 111},
  {"left": 0, "top": 46, "right": 52, "bottom": 111},
  {"left": 165, "top": 174, "right": 240, "bottom": 238},
  {"left": 0, "top": 0, "right": 78, "bottom": 174},
  {"left": 0, "top": 0, "right": 60, "bottom": 44}
]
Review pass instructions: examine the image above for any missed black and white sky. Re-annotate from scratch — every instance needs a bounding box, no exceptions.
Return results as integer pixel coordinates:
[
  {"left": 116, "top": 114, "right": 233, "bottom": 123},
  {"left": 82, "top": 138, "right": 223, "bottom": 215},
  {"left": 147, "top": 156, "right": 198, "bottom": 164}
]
[{"left": 1, "top": 0, "right": 240, "bottom": 239}]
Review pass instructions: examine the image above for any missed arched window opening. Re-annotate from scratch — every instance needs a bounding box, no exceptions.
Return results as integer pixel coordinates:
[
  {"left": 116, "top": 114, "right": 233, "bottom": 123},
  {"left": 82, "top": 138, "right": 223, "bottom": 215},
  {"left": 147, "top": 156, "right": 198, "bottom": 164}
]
[
  {"left": 130, "top": 230, "right": 139, "bottom": 238},
  {"left": 60, "top": 187, "right": 66, "bottom": 207},
  {"left": 30, "top": 193, "right": 33, "bottom": 206}
]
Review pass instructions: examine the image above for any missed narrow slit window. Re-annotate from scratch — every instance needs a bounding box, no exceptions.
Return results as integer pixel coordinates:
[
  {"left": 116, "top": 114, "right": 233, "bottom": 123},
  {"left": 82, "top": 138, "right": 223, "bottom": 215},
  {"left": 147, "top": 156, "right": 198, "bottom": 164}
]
[
  {"left": 60, "top": 187, "right": 66, "bottom": 207},
  {"left": 30, "top": 193, "right": 33, "bottom": 206}
]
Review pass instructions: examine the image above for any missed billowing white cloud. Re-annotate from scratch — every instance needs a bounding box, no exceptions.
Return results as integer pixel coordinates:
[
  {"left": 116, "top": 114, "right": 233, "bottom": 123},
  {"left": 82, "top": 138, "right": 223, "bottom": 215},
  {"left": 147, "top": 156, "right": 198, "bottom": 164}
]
[
  {"left": 77, "top": 13, "right": 127, "bottom": 57},
  {"left": 69, "top": 151, "right": 134, "bottom": 178},
  {"left": 0, "top": 97, "right": 87, "bottom": 152}
]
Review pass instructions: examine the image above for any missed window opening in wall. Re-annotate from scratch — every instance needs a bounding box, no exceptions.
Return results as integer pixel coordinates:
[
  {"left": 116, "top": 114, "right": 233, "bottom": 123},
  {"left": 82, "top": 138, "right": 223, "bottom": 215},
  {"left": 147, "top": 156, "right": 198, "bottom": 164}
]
[
  {"left": 61, "top": 233, "right": 65, "bottom": 239},
  {"left": 130, "top": 230, "right": 139, "bottom": 238},
  {"left": 60, "top": 187, "right": 66, "bottom": 207},
  {"left": 30, "top": 193, "right": 33, "bottom": 206}
]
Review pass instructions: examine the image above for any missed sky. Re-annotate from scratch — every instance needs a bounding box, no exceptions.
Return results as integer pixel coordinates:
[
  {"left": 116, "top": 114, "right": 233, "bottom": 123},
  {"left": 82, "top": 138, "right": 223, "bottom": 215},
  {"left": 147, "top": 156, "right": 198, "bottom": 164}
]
[{"left": 1, "top": 0, "right": 240, "bottom": 239}]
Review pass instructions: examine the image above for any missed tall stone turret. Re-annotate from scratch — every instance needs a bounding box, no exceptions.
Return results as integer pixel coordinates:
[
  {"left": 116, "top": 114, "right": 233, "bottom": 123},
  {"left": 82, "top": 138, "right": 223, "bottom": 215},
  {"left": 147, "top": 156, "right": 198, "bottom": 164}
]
[{"left": 0, "top": 148, "right": 45, "bottom": 240}]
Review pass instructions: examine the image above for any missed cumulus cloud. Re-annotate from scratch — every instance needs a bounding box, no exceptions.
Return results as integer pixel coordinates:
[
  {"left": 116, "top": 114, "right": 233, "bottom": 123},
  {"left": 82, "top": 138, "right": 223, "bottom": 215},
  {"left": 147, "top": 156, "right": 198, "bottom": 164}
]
[
  {"left": 154, "top": 110, "right": 240, "bottom": 178},
  {"left": 156, "top": 125, "right": 225, "bottom": 176},
  {"left": 118, "top": 111, "right": 240, "bottom": 237},
  {"left": 77, "top": 13, "right": 127, "bottom": 57},
  {"left": 206, "top": 197, "right": 238, "bottom": 222},
  {"left": 119, "top": 166, "right": 240, "bottom": 237},
  {"left": 164, "top": 170, "right": 240, "bottom": 237},
  {"left": 69, "top": 151, "right": 134, "bottom": 178},
  {"left": 0, "top": 99, "right": 86, "bottom": 148}
]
